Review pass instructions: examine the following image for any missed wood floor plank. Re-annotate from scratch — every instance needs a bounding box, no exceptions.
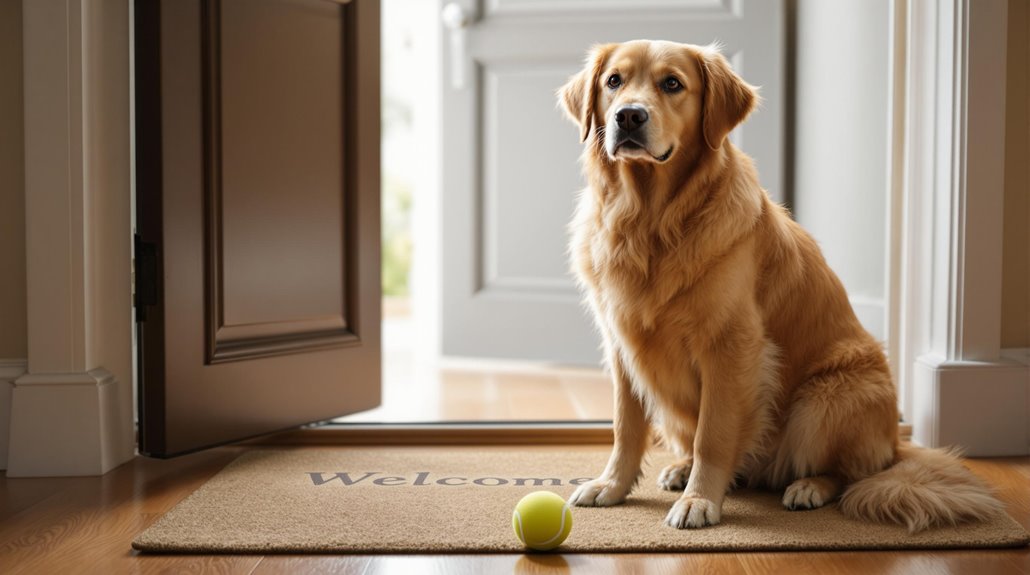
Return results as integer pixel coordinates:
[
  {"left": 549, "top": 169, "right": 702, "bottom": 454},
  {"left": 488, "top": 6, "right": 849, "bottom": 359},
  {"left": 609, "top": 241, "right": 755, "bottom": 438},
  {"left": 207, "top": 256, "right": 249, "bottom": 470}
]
[
  {"left": 966, "top": 458, "right": 1030, "bottom": 528},
  {"left": 440, "top": 370, "right": 513, "bottom": 420},
  {"left": 497, "top": 373, "right": 583, "bottom": 420},
  {"left": 0, "top": 447, "right": 1027, "bottom": 574},
  {"left": 0, "top": 477, "right": 67, "bottom": 522},
  {"left": 559, "top": 376, "right": 613, "bottom": 420},
  {"left": 251, "top": 555, "right": 371, "bottom": 575},
  {"left": 0, "top": 448, "right": 245, "bottom": 575},
  {"left": 130, "top": 553, "right": 263, "bottom": 575}
]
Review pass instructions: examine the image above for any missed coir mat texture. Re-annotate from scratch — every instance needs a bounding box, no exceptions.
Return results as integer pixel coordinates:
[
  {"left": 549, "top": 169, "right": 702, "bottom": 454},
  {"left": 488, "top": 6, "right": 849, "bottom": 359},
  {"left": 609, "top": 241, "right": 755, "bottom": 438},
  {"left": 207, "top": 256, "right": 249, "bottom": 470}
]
[{"left": 132, "top": 446, "right": 1029, "bottom": 553}]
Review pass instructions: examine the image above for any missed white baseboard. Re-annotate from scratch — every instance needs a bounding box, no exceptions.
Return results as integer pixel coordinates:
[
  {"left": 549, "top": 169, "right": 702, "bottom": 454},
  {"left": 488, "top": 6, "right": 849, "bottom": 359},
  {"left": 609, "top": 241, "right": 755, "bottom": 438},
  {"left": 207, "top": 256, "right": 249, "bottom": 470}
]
[
  {"left": 912, "top": 353, "right": 1030, "bottom": 456},
  {"left": 849, "top": 297, "right": 885, "bottom": 341},
  {"left": 6, "top": 367, "right": 132, "bottom": 477},
  {"left": 1001, "top": 348, "right": 1030, "bottom": 365},
  {"left": 0, "top": 359, "right": 28, "bottom": 471}
]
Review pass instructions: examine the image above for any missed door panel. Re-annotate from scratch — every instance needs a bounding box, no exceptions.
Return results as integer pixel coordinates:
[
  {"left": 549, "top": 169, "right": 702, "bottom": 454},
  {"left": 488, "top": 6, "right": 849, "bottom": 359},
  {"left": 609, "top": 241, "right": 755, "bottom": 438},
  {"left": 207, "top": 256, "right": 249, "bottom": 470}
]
[
  {"left": 482, "top": 63, "right": 587, "bottom": 297},
  {"left": 135, "top": 0, "right": 380, "bottom": 457},
  {"left": 205, "top": 0, "right": 355, "bottom": 362},
  {"left": 441, "top": 0, "right": 784, "bottom": 365}
]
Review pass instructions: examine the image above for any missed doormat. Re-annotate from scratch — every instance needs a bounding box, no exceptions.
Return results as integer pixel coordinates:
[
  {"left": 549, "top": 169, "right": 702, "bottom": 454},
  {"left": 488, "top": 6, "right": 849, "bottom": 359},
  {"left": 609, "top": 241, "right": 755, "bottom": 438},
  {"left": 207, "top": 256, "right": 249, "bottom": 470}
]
[{"left": 132, "top": 446, "right": 1029, "bottom": 553}]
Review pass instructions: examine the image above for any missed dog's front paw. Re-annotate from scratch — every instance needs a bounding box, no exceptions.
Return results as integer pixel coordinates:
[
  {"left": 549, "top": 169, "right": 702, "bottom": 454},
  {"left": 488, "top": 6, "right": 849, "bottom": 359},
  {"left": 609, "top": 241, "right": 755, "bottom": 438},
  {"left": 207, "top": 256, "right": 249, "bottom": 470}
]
[
  {"left": 657, "top": 459, "right": 692, "bottom": 491},
  {"left": 665, "top": 496, "right": 721, "bottom": 529},
  {"left": 568, "top": 478, "right": 629, "bottom": 507}
]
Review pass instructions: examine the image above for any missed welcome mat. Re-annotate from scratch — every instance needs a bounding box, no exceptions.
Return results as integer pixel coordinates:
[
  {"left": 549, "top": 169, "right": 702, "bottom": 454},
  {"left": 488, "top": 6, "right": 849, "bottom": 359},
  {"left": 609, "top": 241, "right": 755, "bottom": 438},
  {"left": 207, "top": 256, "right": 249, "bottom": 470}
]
[{"left": 133, "top": 446, "right": 1029, "bottom": 553}]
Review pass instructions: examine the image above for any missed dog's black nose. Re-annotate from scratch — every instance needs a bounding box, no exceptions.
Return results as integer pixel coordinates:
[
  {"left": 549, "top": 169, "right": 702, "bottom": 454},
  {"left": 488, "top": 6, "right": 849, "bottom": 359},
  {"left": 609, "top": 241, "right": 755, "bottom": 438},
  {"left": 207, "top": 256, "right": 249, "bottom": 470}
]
[{"left": 614, "top": 104, "right": 649, "bottom": 131}]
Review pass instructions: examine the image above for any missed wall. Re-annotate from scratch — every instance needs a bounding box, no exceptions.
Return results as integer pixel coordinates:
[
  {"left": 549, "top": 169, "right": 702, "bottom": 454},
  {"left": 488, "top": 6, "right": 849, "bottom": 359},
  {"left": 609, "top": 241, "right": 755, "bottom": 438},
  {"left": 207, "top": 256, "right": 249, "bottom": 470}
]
[
  {"left": 1001, "top": 0, "right": 1029, "bottom": 349},
  {"left": 793, "top": 0, "right": 891, "bottom": 339},
  {"left": 0, "top": 0, "right": 26, "bottom": 360}
]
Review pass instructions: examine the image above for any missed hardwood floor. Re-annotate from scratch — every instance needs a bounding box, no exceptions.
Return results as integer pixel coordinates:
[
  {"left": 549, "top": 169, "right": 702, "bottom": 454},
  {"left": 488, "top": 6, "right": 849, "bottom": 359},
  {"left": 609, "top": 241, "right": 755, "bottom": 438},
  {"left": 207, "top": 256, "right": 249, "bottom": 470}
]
[
  {"left": 1, "top": 447, "right": 1027, "bottom": 574},
  {"left": 335, "top": 312, "right": 615, "bottom": 423}
]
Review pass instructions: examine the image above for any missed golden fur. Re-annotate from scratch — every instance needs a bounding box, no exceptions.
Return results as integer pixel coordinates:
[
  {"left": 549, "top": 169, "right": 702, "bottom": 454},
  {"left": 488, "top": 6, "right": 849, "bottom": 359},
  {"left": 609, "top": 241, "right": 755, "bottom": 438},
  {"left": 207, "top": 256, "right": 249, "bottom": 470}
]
[{"left": 559, "top": 40, "right": 1003, "bottom": 531}]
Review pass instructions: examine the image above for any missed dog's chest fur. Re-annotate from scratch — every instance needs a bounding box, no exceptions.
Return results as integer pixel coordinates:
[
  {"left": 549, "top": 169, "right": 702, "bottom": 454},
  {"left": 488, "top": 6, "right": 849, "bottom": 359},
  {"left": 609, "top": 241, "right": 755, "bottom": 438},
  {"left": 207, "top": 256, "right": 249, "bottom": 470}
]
[{"left": 571, "top": 194, "right": 709, "bottom": 418}]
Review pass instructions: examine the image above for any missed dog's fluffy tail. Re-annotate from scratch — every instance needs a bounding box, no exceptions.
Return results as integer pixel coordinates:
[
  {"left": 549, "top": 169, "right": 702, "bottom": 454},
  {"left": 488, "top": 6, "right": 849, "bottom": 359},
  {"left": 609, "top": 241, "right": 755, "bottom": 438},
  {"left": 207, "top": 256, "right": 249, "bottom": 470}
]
[{"left": 839, "top": 445, "right": 1004, "bottom": 533}]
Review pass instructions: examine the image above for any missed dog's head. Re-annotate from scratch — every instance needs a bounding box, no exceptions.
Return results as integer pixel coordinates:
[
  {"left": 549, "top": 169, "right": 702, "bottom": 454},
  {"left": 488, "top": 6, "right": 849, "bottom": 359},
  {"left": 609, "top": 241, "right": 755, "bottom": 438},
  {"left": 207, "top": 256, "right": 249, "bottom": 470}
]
[{"left": 558, "top": 40, "right": 759, "bottom": 164}]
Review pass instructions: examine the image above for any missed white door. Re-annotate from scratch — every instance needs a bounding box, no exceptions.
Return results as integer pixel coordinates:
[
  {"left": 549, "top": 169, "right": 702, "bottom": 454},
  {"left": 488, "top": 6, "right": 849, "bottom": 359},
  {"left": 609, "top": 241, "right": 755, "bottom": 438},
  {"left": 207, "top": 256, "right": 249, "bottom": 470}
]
[{"left": 441, "top": 0, "right": 785, "bottom": 364}]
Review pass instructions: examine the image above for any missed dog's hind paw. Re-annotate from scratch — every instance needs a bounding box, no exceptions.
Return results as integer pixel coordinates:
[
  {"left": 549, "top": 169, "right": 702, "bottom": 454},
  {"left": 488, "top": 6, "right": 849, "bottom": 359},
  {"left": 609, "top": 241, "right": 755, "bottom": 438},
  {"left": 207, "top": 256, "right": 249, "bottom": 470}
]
[
  {"left": 782, "top": 476, "right": 841, "bottom": 510},
  {"left": 657, "top": 459, "right": 692, "bottom": 491}
]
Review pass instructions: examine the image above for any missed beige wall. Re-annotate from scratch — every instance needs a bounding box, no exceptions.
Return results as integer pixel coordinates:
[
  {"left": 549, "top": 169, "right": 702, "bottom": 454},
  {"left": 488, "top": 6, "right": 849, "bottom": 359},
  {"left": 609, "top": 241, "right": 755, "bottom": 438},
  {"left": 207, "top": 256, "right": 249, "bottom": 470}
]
[
  {"left": 1002, "top": 0, "right": 1030, "bottom": 348},
  {"left": 0, "top": 0, "right": 26, "bottom": 359}
]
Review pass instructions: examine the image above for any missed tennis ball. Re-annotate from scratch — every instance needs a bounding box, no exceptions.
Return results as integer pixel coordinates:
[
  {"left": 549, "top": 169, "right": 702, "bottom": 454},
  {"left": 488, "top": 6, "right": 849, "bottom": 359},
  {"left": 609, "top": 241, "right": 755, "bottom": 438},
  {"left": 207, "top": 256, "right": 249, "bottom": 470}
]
[{"left": 512, "top": 491, "right": 573, "bottom": 551}]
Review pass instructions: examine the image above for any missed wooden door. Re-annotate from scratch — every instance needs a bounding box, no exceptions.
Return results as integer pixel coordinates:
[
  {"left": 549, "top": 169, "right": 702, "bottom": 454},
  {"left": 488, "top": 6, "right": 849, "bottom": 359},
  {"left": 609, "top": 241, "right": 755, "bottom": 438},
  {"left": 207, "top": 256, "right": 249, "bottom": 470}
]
[
  {"left": 134, "top": 0, "right": 380, "bottom": 457},
  {"left": 440, "top": 0, "right": 785, "bottom": 364}
]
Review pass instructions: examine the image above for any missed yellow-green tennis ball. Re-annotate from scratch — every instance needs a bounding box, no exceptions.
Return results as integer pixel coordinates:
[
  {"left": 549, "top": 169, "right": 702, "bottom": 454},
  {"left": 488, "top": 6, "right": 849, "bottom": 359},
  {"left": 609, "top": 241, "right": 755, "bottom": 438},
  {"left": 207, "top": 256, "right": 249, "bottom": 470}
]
[{"left": 512, "top": 491, "right": 573, "bottom": 551}]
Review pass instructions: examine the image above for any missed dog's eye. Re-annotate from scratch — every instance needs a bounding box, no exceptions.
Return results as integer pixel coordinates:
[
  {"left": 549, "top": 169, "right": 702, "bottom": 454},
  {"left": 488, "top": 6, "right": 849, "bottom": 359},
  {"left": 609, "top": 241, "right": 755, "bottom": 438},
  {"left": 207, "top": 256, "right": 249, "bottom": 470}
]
[
  {"left": 662, "top": 76, "right": 683, "bottom": 93},
  {"left": 606, "top": 74, "right": 622, "bottom": 89}
]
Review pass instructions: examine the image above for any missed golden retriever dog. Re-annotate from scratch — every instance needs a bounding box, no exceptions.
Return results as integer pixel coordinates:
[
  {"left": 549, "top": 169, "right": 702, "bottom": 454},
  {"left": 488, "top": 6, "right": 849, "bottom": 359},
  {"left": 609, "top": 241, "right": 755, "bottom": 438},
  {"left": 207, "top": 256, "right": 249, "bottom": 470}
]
[{"left": 558, "top": 40, "right": 1003, "bottom": 531}]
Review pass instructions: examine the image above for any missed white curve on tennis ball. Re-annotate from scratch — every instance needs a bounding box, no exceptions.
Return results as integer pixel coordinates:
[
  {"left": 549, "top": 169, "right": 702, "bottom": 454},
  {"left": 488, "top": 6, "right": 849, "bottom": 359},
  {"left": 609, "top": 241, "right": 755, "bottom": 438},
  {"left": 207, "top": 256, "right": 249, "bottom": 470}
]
[{"left": 514, "top": 502, "right": 571, "bottom": 547}]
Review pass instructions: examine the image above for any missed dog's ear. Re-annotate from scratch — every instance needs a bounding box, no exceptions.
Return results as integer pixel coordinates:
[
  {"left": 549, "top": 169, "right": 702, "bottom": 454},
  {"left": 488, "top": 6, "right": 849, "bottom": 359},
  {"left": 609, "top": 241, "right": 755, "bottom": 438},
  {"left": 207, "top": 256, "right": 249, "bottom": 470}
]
[
  {"left": 695, "top": 46, "right": 760, "bottom": 151},
  {"left": 558, "top": 44, "right": 614, "bottom": 143}
]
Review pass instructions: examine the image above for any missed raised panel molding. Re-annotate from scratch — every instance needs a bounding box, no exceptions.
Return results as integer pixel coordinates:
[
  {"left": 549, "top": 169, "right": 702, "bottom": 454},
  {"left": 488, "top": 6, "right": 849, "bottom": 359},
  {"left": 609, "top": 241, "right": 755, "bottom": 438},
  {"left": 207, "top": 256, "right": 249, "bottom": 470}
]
[
  {"left": 201, "top": 0, "right": 359, "bottom": 364},
  {"left": 476, "top": 61, "right": 582, "bottom": 300}
]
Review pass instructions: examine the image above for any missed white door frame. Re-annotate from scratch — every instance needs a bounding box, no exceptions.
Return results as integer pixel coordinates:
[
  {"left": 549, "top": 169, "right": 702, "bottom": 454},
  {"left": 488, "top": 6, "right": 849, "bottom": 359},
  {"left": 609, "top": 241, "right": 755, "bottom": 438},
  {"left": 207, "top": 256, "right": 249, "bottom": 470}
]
[
  {"left": 889, "top": 0, "right": 1029, "bottom": 455},
  {"left": 4, "top": 0, "right": 1024, "bottom": 476},
  {"left": 4, "top": 0, "right": 135, "bottom": 476}
]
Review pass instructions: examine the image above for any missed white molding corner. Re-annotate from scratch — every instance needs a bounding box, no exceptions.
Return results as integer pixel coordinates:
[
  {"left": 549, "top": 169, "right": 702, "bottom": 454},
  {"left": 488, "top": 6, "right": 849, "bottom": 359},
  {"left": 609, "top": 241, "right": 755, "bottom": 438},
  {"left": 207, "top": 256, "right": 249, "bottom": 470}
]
[
  {"left": 6, "top": 368, "right": 126, "bottom": 477},
  {"left": 913, "top": 355, "right": 1029, "bottom": 456},
  {"left": 0, "top": 359, "right": 28, "bottom": 471}
]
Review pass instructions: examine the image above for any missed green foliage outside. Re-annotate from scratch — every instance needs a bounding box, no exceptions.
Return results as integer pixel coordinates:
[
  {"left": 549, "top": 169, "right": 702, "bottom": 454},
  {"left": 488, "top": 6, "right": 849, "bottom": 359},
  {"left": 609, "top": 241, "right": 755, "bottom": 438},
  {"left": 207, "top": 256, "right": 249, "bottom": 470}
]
[{"left": 382, "top": 174, "right": 412, "bottom": 296}]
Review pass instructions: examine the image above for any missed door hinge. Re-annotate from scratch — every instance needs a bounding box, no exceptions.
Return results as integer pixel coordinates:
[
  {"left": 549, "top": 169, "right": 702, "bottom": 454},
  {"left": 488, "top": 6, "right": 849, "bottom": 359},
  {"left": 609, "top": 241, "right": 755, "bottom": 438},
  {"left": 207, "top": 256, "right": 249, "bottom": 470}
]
[{"left": 134, "top": 233, "right": 158, "bottom": 322}]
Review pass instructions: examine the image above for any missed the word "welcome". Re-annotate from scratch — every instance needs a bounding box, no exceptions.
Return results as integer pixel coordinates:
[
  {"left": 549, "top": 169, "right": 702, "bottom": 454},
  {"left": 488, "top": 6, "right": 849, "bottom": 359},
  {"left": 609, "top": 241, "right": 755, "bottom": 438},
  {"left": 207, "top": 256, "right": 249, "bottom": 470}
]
[{"left": 307, "top": 472, "right": 594, "bottom": 487}]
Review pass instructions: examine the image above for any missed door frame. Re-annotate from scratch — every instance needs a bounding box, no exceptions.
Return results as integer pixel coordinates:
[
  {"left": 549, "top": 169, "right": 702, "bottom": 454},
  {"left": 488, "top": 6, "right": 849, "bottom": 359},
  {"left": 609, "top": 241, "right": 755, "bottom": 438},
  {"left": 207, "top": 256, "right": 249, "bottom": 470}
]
[
  {"left": 887, "top": 0, "right": 1028, "bottom": 455},
  {"left": 4, "top": 0, "right": 1023, "bottom": 476},
  {"left": 6, "top": 0, "right": 134, "bottom": 477}
]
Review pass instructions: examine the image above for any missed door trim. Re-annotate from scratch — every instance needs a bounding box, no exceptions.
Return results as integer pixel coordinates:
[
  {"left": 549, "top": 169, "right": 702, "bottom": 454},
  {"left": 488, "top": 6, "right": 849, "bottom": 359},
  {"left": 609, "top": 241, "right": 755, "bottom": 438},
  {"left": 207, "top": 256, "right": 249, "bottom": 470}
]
[
  {"left": 243, "top": 422, "right": 914, "bottom": 446},
  {"left": 245, "top": 422, "right": 616, "bottom": 446},
  {"left": 8, "top": 0, "right": 134, "bottom": 477},
  {"left": 890, "top": 0, "right": 1028, "bottom": 455}
]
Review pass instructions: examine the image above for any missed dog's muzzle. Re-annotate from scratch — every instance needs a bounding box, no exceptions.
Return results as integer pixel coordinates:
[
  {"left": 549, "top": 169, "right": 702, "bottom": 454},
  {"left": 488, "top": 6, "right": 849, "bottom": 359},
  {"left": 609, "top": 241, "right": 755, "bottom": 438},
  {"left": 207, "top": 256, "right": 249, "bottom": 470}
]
[
  {"left": 611, "top": 104, "right": 650, "bottom": 152},
  {"left": 608, "top": 104, "right": 672, "bottom": 161}
]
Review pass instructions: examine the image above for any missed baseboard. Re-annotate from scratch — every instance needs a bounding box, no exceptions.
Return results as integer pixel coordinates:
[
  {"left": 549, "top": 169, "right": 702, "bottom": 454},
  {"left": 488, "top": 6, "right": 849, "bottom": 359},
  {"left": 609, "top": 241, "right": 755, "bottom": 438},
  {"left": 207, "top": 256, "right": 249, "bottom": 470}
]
[
  {"left": 912, "top": 354, "right": 1030, "bottom": 456},
  {"left": 6, "top": 367, "right": 133, "bottom": 477},
  {"left": 0, "top": 359, "right": 28, "bottom": 471},
  {"left": 1001, "top": 348, "right": 1030, "bottom": 365},
  {"left": 849, "top": 296, "right": 885, "bottom": 341}
]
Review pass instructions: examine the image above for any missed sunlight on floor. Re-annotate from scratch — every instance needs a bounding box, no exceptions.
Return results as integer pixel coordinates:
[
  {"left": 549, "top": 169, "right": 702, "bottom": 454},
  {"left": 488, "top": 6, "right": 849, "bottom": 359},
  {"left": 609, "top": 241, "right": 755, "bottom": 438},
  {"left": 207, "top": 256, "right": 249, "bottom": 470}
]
[{"left": 334, "top": 299, "right": 612, "bottom": 423}]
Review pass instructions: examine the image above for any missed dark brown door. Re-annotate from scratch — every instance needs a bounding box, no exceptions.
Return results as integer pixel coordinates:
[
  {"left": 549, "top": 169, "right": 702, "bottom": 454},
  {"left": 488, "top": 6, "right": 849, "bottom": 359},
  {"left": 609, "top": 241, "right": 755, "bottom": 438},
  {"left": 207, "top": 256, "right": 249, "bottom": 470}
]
[{"left": 134, "top": 0, "right": 380, "bottom": 457}]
